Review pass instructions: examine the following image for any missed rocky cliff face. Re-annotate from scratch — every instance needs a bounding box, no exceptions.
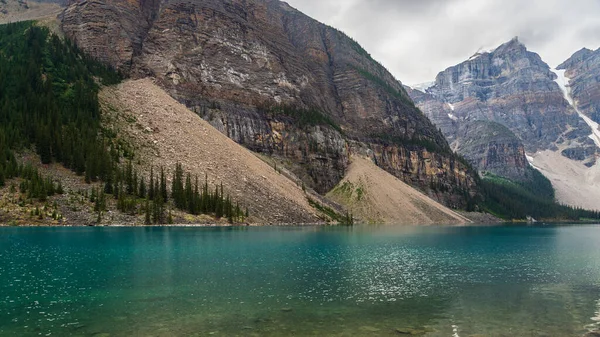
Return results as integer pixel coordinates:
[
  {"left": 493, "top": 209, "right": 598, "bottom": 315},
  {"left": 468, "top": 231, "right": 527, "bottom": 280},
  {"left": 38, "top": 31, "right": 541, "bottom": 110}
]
[
  {"left": 454, "top": 121, "right": 529, "bottom": 181},
  {"left": 60, "top": 0, "right": 478, "bottom": 206},
  {"left": 558, "top": 47, "right": 600, "bottom": 124},
  {"left": 408, "top": 38, "right": 596, "bottom": 182},
  {"left": 61, "top": 0, "right": 161, "bottom": 70}
]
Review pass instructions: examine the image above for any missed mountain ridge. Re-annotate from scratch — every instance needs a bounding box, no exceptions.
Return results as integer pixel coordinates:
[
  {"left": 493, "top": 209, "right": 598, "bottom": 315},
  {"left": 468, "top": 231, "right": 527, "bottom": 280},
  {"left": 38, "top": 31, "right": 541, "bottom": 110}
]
[
  {"left": 408, "top": 37, "right": 600, "bottom": 210},
  {"left": 60, "top": 0, "right": 480, "bottom": 208}
]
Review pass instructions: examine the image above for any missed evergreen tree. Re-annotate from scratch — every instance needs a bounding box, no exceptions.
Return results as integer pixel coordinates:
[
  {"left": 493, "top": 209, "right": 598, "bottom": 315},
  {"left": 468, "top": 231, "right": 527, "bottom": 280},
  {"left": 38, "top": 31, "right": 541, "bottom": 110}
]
[
  {"left": 149, "top": 166, "right": 155, "bottom": 200},
  {"left": 126, "top": 160, "right": 133, "bottom": 195},
  {"left": 139, "top": 176, "right": 147, "bottom": 199},
  {"left": 160, "top": 166, "right": 168, "bottom": 202},
  {"left": 132, "top": 170, "right": 138, "bottom": 198},
  {"left": 172, "top": 163, "right": 185, "bottom": 209},
  {"left": 144, "top": 198, "right": 151, "bottom": 225},
  {"left": 104, "top": 171, "right": 113, "bottom": 194},
  {"left": 168, "top": 208, "right": 173, "bottom": 224},
  {"left": 185, "top": 173, "right": 193, "bottom": 214}
]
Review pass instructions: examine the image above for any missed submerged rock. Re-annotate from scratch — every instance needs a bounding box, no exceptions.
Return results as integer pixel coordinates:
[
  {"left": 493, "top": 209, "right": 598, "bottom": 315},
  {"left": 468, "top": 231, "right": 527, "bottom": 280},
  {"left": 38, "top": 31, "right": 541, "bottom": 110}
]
[
  {"left": 395, "top": 327, "right": 426, "bottom": 335},
  {"left": 92, "top": 333, "right": 111, "bottom": 337},
  {"left": 359, "top": 326, "right": 381, "bottom": 332}
]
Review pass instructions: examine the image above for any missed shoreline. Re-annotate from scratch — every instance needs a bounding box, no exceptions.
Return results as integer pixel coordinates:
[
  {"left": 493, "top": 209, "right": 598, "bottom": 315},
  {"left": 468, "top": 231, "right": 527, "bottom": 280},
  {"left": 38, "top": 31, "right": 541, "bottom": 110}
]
[
  {"left": 1, "top": 221, "right": 598, "bottom": 228},
  {"left": 0, "top": 222, "right": 331, "bottom": 228}
]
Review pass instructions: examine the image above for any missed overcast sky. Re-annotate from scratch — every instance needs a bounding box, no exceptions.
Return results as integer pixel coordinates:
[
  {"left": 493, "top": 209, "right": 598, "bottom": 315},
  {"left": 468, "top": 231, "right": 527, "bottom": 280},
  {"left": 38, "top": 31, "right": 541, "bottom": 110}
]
[{"left": 284, "top": 0, "right": 600, "bottom": 85}]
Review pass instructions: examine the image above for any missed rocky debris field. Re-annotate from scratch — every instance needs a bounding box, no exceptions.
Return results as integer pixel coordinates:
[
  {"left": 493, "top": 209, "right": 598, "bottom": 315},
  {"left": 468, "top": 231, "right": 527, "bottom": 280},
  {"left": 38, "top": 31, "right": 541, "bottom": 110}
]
[{"left": 99, "top": 78, "right": 324, "bottom": 224}]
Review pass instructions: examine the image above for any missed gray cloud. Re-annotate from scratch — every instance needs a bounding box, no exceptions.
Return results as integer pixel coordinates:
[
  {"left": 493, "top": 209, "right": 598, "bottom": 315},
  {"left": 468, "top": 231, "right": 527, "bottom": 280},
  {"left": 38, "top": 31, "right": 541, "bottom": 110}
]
[{"left": 284, "top": 0, "right": 600, "bottom": 84}]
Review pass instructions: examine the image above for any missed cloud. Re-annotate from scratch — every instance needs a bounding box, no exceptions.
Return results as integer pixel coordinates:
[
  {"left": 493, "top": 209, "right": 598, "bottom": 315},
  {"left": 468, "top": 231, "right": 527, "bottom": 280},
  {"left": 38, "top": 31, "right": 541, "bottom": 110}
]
[{"left": 284, "top": 0, "right": 600, "bottom": 84}]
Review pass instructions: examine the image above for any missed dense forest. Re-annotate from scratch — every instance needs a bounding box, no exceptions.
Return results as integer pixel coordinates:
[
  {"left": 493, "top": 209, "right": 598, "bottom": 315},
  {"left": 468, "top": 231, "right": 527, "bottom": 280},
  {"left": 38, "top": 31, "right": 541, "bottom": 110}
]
[
  {"left": 480, "top": 169, "right": 600, "bottom": 221},
  {"left": 0, "top": 21, "right": 119, "bottom": 185},
  {"left": 0, "top": 21, "right": 247, "bottom": 224}
]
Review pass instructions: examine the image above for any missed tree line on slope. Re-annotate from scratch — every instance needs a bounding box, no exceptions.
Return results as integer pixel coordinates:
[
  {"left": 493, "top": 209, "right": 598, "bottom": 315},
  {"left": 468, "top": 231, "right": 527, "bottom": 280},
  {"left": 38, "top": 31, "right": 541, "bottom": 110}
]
[
  {"left": 0, "top": 21, "right": 248, "bottom": 224},
  {"left": 480, "top": 170, "right": 600, "bottom": 221},
  {"left": 0, "top": 21, "right": 119, "bottom": 190},
  {"left": 90, "top": 161, "right": 248, "bottom": 224}
]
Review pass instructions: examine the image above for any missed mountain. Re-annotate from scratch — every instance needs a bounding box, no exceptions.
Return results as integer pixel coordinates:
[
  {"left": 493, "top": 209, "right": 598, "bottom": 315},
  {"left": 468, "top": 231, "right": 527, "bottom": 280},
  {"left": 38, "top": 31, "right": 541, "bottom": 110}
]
[
  {"left": 558, "top": 47, "right": 600, "bottom": 124},
  {"left": 60, "top": 0, "right": 478, "bottom": 208},
  {"left": 100, "top": 79, "right": 481, "bottom": 225},
  {"left": 405, "top": 86, "right": 530, "bottom": 181},
  {"left": 408, "top": 38, "right": 600, "bottom": 210},
  {"left": 99, "top": 78, "right": 324, "bottom": 224}
]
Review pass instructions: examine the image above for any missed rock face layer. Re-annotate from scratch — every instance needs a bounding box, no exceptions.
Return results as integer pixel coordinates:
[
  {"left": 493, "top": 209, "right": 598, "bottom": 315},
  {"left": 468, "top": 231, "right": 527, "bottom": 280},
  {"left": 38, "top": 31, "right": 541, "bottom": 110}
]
[
  {"left": 453, "top": 121, "right": 528, "bottom": 181},
  {"left": 558, "top": 47, "right": 600, "bottom": 124},
  {"left": 61, "top": 0, "right": 478, "bottom": 207},
  {"left": 61, "top": 0, "right": 161, "bottom": 70},
  {"left": 409, "top": 38, "right": 595, "bottom": 183}
]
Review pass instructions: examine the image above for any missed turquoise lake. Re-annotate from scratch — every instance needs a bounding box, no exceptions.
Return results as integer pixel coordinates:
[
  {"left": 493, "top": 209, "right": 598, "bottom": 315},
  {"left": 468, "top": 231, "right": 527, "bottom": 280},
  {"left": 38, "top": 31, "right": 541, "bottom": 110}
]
[{"left": 1, "top": 225, "right": 600, "bottom": 336}]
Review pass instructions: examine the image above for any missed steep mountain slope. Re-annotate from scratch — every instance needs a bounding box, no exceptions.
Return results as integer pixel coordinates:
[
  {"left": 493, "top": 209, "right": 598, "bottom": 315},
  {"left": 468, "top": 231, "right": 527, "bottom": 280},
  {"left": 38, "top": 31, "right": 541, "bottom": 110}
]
[
  {"left": 408, "top": 38, "right": 600, "bottom": 210},
  {"left": 327, "top": 156, "right": 472, "bottom": 225},
  {"left": 427, "top": 37, "right": 591, "bottom": 155},
  {"left": 453, "top": 121, "right": 530, "bottom": 181},
  {"left": 558, "top": 48, "right": 600, "bottom": 125},
  {"left": 99, "top": 78, "right": 323, "bottom": 224},
  {"left": 406, "top": 86, "right": 530, "bottom": 181},
  {"left": 60, "top": 0, "right": 478, "bottom": 208},
  {"left": 525, "top": 47, "right": 600, "bottom": 211}
]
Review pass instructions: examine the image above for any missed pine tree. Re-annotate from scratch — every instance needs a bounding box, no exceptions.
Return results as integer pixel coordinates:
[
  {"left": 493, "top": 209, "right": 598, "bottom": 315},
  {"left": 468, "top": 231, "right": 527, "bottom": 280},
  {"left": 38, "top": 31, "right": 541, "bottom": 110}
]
[
  {"left": 215, "top": 185, "right": 222, "bottom": 218},
  {"left": 172, "top": 163, "right": 185, "bottom": 209},
  {"left": 202, "top": 174, "right": 209, "bottom": 214},
  {"left": 132, "top": 170, "right": 138, "bottom": 197},
  {"left": 153, "top": 195, "right": 164, "bottom": 224},
  {"left": 37, "top": 127, "right": 52, "bottom": 165},
  {"left": 193, "top": 176, "right": 200, "bottom": 215},
  {"left": 149, "top": 166, "right": 155, "bottom": 200},
  {"left": 160, "top": 166, "right": 167, "bottom": 202},
  {"left": 145, "top": 198, "right": 151, "bottom": 225},
  {"left": 185, "top": 173, "right": 193, "bottom": 214},
  {"left": 126, "top": 160, "right": 133, "bottom": 195},
  {"left": 139, "top": 176, "right": 146, "bottom": 199}
]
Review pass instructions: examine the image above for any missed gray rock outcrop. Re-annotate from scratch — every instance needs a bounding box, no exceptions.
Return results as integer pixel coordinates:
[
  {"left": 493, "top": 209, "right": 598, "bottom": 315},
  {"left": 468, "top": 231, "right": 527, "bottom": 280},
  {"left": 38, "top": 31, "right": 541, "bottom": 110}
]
[{"left": 408, "top": 38, "right": 595, "bottom": 182}]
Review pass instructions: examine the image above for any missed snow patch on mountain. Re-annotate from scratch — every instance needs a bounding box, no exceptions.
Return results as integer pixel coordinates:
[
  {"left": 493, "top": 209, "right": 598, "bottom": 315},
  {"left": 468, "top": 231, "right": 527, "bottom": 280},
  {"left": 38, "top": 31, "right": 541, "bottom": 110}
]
[
  {"left": 526, "top": 154, "right": 542, "bottom": 170},
  {"left": 552, "top": 68, "right": 600, "bottom": 148}
]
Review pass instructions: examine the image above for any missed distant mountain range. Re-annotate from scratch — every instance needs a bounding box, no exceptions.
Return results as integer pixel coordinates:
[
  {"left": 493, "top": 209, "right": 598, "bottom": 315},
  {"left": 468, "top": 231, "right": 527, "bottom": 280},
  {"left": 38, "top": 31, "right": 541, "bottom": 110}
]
[{"left": 407, "top": 38, "right": 600, "bottom": 210}]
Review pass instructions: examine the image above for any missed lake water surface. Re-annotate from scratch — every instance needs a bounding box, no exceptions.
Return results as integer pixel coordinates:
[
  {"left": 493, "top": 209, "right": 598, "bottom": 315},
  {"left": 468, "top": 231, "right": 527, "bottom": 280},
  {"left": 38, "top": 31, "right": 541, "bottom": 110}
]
[{"left": 1, "top": 225, "right": 600, "bottom": 336}]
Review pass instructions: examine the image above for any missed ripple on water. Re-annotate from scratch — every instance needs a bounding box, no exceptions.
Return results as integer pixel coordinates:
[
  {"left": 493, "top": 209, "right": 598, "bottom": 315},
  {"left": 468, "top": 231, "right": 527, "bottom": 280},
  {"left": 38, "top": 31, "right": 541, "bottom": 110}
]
[{"left": 1, "top": 226, "right": 600, "bottom": 336}]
